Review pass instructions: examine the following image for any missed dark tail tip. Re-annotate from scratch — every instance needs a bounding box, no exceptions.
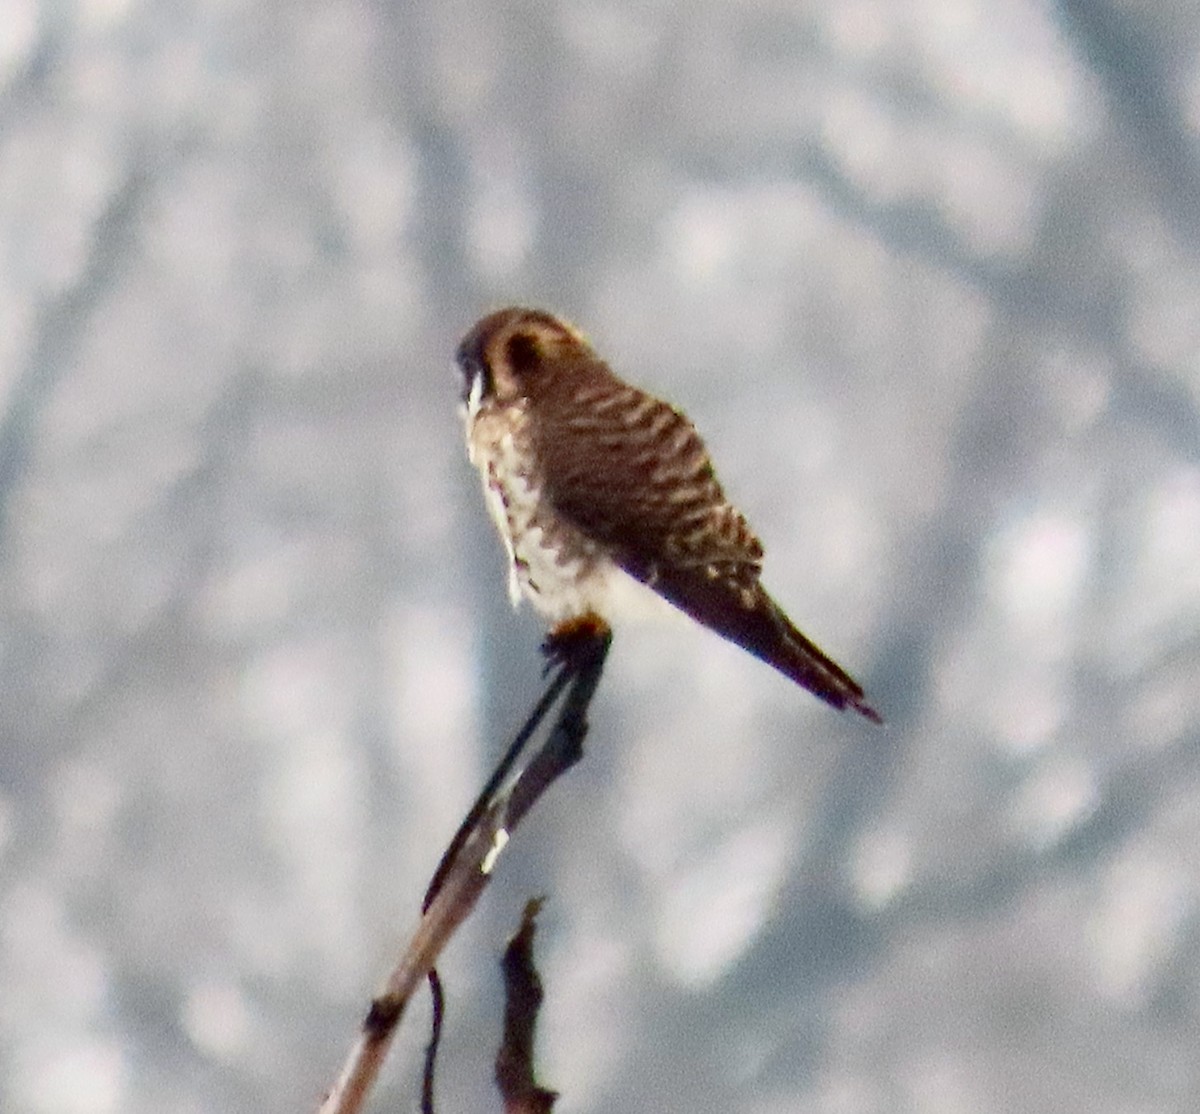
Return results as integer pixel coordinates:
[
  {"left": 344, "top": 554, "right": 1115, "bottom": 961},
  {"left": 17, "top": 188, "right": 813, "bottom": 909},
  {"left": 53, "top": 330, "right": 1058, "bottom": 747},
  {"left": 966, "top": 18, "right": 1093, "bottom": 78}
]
[{"left": 847, "top": 692, "right": 884, "bottom": 725}]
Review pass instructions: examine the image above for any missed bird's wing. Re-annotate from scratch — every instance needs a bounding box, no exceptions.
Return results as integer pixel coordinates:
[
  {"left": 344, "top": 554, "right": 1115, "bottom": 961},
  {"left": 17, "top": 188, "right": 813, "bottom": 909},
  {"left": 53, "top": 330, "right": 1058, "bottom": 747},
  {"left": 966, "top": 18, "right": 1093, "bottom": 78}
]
[
  {"left": 533, "top": 360, "right": 764, "bottom": 583},
  {"left": 533, "top": 359, "right": 881, "bottom": 721}
]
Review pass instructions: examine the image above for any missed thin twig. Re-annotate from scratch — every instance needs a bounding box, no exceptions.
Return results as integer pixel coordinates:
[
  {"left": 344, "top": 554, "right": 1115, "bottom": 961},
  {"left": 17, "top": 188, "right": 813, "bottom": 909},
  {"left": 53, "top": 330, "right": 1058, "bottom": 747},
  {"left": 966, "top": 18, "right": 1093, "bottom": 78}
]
[
  {"left": 416, "top": 659, "right": 575, "bottom": 1111},
  {"left": 316, "top": 633, "right": 610, "bottom": 1114},
  {"left": 504, "top": 635, "right": 608, "bottom": 830},
  {"left": 316, "top": 796, "right": 503, "bottom": 1114},
  {"left": 423, "top": 665, "right": 574, "bottom": 912},
  {"left": 420, "top": 969, "right": 444, "bottom": 1114}
]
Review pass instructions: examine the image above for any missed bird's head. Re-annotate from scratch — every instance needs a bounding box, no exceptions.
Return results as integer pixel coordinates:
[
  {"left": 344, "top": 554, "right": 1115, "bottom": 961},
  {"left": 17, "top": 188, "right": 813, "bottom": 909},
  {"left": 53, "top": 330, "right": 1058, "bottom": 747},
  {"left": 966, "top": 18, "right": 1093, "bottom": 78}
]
[{"left": 455, "top": 307, "right": 591, "bottom": 410}]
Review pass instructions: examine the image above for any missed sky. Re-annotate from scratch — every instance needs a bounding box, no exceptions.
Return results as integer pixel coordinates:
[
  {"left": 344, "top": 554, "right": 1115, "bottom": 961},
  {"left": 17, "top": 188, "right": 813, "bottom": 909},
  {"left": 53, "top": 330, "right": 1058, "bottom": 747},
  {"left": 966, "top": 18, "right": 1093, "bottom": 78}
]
[{"left": 1, "top": 1, "right": 1199, "bottom": 1112}]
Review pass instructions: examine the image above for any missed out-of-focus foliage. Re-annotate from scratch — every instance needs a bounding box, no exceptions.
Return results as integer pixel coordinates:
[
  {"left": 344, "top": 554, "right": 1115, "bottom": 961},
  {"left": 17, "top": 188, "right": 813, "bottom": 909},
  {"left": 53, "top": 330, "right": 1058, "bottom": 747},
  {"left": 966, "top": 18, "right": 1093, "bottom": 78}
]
[{"left": 1, "top": 1, "right": 1197, "bottom": 1112}]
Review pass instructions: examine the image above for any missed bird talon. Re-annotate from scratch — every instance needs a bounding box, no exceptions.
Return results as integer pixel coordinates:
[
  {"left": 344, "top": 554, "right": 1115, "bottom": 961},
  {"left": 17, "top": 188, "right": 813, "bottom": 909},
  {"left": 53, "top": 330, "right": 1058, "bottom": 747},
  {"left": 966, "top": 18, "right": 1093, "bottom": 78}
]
[{"left": 540, "top": 614, "right": 612, "bottom": 674}]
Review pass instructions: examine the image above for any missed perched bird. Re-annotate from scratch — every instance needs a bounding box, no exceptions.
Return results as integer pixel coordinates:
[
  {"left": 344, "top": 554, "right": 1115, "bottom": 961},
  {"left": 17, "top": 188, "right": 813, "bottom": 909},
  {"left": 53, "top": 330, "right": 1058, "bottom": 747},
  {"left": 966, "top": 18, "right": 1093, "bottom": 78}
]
[{"left": 455, "top": 307, "right": 881, "bottom": 723}]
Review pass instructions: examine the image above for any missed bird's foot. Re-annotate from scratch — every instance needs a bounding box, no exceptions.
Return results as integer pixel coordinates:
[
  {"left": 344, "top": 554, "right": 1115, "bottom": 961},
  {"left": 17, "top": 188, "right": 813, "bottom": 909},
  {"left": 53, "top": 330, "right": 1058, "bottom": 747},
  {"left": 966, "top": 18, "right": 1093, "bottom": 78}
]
[{"left": 541, "top": 613, "right": 612, "bottom": 677}]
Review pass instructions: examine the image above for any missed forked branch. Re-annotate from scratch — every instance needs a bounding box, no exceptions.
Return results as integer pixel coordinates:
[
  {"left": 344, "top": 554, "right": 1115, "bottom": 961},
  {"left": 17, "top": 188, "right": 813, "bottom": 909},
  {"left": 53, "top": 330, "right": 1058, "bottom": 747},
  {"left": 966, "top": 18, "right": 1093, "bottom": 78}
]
[{"left": 316, "top": 631, "right": 610, "bottom": 1114}]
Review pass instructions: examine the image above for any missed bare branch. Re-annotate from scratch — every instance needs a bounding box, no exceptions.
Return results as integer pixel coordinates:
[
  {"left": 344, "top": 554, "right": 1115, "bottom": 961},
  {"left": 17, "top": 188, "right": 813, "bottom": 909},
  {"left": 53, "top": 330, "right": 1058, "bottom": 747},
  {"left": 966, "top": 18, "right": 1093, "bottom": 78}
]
[
  {"left": 495, "top": 899, "right": 557, "bottom": 1114},
  {"left": 318, "top": 632, "right": 610, "bottom": 1114}
]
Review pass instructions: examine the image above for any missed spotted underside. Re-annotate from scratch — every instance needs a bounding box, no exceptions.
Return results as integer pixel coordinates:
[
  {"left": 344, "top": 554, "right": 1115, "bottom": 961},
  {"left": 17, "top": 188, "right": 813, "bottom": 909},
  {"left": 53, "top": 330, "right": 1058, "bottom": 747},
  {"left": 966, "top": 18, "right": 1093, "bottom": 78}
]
[{"left": 465, "top": 392, "right": 614, "bottom": 623}]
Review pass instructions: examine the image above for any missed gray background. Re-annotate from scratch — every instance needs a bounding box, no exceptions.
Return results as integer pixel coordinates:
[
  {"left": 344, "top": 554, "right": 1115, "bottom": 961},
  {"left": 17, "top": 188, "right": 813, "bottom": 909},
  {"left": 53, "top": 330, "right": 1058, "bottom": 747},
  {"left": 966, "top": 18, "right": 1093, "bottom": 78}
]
[{"left": 2, "top": 1, "right": 1199, "bottom": 1112}]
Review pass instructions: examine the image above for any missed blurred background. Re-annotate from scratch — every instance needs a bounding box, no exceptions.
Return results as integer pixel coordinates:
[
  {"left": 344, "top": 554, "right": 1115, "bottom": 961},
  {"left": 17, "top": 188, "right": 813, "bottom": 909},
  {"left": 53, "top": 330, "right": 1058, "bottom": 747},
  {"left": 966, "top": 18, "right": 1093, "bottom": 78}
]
[{"left": 2, "top": 1, "right": 1199, "bottom": 1111}]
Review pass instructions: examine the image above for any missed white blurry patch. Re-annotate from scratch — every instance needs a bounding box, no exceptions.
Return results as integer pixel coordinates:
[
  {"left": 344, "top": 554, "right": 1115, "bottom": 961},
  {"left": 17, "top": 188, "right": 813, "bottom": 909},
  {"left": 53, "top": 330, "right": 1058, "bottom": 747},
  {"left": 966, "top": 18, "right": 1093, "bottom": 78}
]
[
  {"left": 0, "top": 287, "right": 32, "bottom": 414},
  {"left": 50, "top": 763, "right": 121, "bottom": 873},
  {"left": 1088, "top": 848, "right": 1192, "bottom": 1004},
  {"left": 51, "top": 756, "right": 123, "bottom": 852},
  {"left": 825, "top": 0, "right": 1091, "bottom": 152},
  {"left": 617, "top": 645, "right": 771, "bottom": 880},
  {"left": 823, "top": 0, "right": 892, "bottom": 59},
  {"left": 1187, "top": 60, "right": 1200, "bottom": 139},
  {"left": 15, "top": 1039, "right": 126, "bottom": 1114},
  {"left": 816, "top": 83, "right": 1043, "bottom": 256},
  {"left": 260, "top": 729, "right": 366, "bottom": 961},
  {"left": 542, "top": 921, "right": 635, "bottom": 1107},
  {"left": 651, "top": 812, "right": 792, "bottom": 987},
  {"left": 1120, "top": 213, "right": 1200, "bottom": 371},
  {"left": 610, "top": 596, "right": 849, "bottom": 997},
  {"left": 80, "top": 0, "right": 133, "bottom": 31},
  {"left": 227, "top": 601, "right": 474, "bottom": 988},
  {"left": 198, "top": 540, "right": 313, "bottom": 639},
  {"left": 986, "top": 668, "right": 1068, "bottom": 756},
  {"left": 329, "top": 122, "right": 415, "bottom": 258},
  {"left": 1096, "top": 464, "right": 1200, "bottom": 681},
  {"left": 1137, "top": 467, "right": 1200, "bottom": 622},
  {"left": 558, "top": 1, "right": 661, "bottom": 76},
  {"left": 4, "top": 882, "right": 119, "bottom": 1114},
  {"left": 989, "top": 509, "right": 1090, "bottom": 642},
  {"left": 850, "top": 824, "right": 913, "bottom": 910},
  {"left": 1007, "top": 755, "right": 1098, "bottom": 852},
  {"left": 182, "top": 979, "right": 253, "bottom": 1062},
  {"left": 817, "top": 0, "right": 1090, "bottom": 266},
  {"left": 2, "top": 882, "right": 110, "bottom": 1021},
  {"left": 383, "top": 602, "right": 479, "bottom": 853},
  {"left": 915, "top": 0, "right": 1091, "bottom": 149},
  {"left": 241, "top": 636, "right": 358, "bottom": 744},
  {"left": 0, "top": 0, "right": 36, "bottom": 81},
  {"left": 466, "top": 133, "right": 536, "bottom": 281},
  {"left": 901, "top": 1052, "right": 979, "bottom": 1114},
  {"left": 241, "top": 638, "right": 369, "bottom": 983},
  {"left": 1037, "top": 345, "right": 1111, "bottom": 434},
  {"left": 978, "top": 506, "right": 1090, "bottom": 751},
  {"left": 1128, "top": 669, "right": 1197, "bottom": 753},
  {"left": 934, "top": 131, "right": 1041, "bottom": 258},
  {"left": 666, "top": 188, "right": 744, "bottom": 287},
  {"left": 0, "top": 791, "right": 11, "bottom": 861}
]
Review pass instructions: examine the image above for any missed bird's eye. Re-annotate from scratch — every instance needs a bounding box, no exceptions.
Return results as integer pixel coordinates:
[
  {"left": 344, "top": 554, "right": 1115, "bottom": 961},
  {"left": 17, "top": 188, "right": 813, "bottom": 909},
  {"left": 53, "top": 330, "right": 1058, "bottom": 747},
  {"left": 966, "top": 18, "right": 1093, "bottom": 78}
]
[{"left": 505, "top": 332, "right": 542, "bottom": 375}]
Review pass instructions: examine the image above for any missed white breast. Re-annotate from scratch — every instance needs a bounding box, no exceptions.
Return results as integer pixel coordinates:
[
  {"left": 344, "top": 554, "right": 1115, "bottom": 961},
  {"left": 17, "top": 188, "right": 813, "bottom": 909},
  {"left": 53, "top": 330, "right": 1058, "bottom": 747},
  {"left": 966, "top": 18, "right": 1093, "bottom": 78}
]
[{"left": 464, "top": 402, "right": 616, "bottom": 626}]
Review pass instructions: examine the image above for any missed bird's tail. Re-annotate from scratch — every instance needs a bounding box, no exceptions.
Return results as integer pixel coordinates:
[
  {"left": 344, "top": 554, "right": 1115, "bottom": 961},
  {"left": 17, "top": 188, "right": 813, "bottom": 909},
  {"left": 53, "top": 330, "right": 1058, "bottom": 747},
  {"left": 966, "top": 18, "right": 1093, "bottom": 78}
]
[
  {"left": 651, "top": 571, "right": 882, "bottom": 722},
  {"left": 754, "top": 589, "right": 883, "bottom": 723}
]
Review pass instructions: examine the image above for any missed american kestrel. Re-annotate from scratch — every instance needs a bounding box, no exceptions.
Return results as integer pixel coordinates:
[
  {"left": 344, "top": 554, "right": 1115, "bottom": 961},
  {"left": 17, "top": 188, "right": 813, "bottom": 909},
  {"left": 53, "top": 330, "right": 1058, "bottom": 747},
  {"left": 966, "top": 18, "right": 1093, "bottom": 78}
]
[{"left": 455, "top": 307, "right": 881, "bottom": 723}]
